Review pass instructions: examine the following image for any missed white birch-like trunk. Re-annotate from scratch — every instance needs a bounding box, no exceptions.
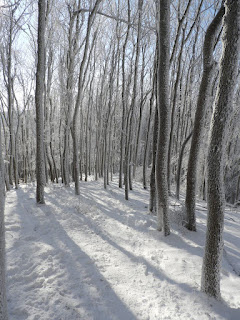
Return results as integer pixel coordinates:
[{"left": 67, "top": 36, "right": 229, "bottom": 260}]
[{"left": 201, "top": 0, "right": 240, "bottom": 299}]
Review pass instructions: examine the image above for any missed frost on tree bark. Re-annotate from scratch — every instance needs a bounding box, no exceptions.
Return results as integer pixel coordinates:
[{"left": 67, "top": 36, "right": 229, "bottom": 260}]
[
  {"left": 201, "top": 0, "right": 240, "bottom": 299},
  {"left": 0, "top": 120, "right": 8, "bottom": 320},
  {"left": 155, "top": 0, "right": 170, "bottom": 236},
  {"left": 185, "top": 5, "right": 225, "bottom": 231},
  {"left": 35, "top": 0, "right": 46, "bottom": 204}
]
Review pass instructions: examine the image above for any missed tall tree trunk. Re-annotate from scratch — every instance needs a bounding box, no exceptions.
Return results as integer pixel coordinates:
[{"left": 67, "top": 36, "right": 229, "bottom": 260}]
[
  {"left": 35, "top": 0, "right": 46, "bottom": 204},
  {"left": 124, "top": 0, "right": 143, "bottom": 199},
  {"left": 63, "top": 5, "right": 81, "bottom": 186},
  {"left": 119, "top": 2, "right": 130, "bottom": 188},
  {"left": 0, "top": 118, "right": 7, "bottom": 320},
  {"left": 121, "top": 1, "right": 132, "bottom": 194},
  {"left": 72, "top": 0, "right": 102, "bottom": 195},
  {"left": 133, "top": 45, "right": 146, "bottom": 178},
  {"left": 149, "top": 107, "right": 158, "bottom": 214},
  {"left": 201, "top": 0, "right": 240, "bottom": 299},
  {"left": 104, "top": 48, "right": 115, "bottom": 189},
  {"left": 143, "top": 90, "right": 153, "bottom": 190},
  {"left": 155, "top": 0, "right": 171, "bottom": 235},
  {"left": 7, "top": 7, "right": 15, "bottom": 187},
  {"left": 167, "top": 27, "right": 185, "bottom": 193},
  {"left": 14, "top": 114, "right": 21, "bottom": 189},
  {"left": 185, "top": 5, "right": 225, "bottom": 231},
  {"left": 149, "top": 50, "right": 158, "bottom": 214}
]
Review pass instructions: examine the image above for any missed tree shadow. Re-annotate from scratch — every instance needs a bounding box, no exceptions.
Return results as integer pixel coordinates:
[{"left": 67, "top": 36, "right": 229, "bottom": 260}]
[
  {"left": 8, "top": 187, "right": 137, "bottom": 320},
  {"left": 7, "top": 183, "right": 240, "bottom": 320}
]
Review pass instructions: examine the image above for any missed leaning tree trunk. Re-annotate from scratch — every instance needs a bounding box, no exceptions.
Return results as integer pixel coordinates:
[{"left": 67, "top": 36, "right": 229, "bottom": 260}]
[
  {"left": 155, "top": 0, "right": 171, "bottom": 236},
  {"left": 0, "top": 117, "right": 8, "bottom": 320},
  {"left": 35, "top": 0, "right": 46, "bottom": 204},
  {"left": 185, "top": 5, "right": 225, "bottom": 231},
  {"left": 201, "top": 0, "right": 240, "bottom": 299}
]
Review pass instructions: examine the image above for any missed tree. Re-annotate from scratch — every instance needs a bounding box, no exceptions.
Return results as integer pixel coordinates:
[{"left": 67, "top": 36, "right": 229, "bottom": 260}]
[
  {"left": 0, "top": 117, "right": 8, "bottom": 319},
  {"left": 119, "top": 0, "right": 130, "bottom": 189},
  {"left": 201, "top": 0, "right": 240, "bottom": 299},
  {"left": 175, "top": 131, "right": 192, "bottom": 199},
  {"left": 62, "top": 1, "right": 81, "bottom": 187},
  {"left": 185, "top": 4, "right": 225, "bottom": 231},
  {"left": 35, "top": 0, "right": 46, "bottom": 204},
  {"left": 72, "top": 0, "right": 102, "bottom": 195},
  {"left": 155, "top": 0, "right": 171, "bottom": 235}
]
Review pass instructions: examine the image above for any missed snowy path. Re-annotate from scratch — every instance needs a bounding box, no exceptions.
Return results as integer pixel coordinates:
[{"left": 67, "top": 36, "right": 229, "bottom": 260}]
[{"left": 5, "top": 179, "right": 240, "bottom": 320}]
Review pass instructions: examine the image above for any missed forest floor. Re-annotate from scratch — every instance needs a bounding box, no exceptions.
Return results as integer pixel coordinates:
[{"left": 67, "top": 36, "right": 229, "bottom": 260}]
[{"left": 5, "top": 177, "right": 240, "bottom": 320}]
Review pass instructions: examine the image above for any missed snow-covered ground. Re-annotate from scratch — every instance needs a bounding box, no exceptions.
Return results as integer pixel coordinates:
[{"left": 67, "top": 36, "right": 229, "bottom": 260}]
[{"left": 5, "top": 178, "right": 240, "bottom": 320}]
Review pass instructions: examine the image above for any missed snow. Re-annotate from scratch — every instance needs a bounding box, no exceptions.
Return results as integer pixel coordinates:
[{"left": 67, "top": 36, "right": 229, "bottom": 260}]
[{"left": 5, "top": 178, "right": 240, "bottom": 320}]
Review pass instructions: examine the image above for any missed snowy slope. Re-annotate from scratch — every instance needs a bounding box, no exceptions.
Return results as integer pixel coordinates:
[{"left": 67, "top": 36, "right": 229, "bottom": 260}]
[{"left": 5, "top": 178, "right": 240, "bottom": 320}]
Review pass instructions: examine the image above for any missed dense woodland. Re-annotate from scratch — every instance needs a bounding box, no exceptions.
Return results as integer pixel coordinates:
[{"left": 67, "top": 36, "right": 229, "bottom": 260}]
[{"left": 0, "top": 0, "right": 240, "bottom": 318}]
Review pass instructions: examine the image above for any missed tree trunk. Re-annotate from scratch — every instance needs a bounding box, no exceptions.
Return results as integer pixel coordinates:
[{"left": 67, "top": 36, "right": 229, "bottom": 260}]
[
  {"left": 143, "top": 91, "right": 153, "bottom": 190},
  {"left": 0, "top": 116, "right": 8, "bottom": 320},
  {"left": 72, "top": 0, "right": 102, "bottom": 195},
  {"left": 167, "top": 27, "right": 185, "bottom": 193},
  {"left": 133, "top": 46, "right": 146, "bottom": 178},
  {"left": 7, "top": 7, "right": 15, "bottom": 187},
  {"left": 155, "top": 0, "right": 171, "bottom": 236},
  {"left": 14, "top": 115, "right": 21, "bottom": 189},
  {"left": 201, "top": 0, "right": 240, "bottom": 299},
  {"left": 185, "top": 5, "right": 225, "bottom": 231},
  {"left": 35, "top": 0, "right": 46, "bottom": 204},
  {"left": 119, "top": 3, "right": 130, "bottom": 188},
  {"left": 63, "top": 6, "right": 80, "bottom": 187},
  {"left": 175, "top": 131, "right": 192, "bottom": 199},
  {"left": 124, "top": 0, "right": 143, "bottom": 199},
  {"left": 149, "top": 107, "right": 158, "bottom": 214}
]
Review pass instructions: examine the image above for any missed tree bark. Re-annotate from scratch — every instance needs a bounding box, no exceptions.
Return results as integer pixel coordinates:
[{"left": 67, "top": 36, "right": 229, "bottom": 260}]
[
  {"left": 167, "top": 26, "right": 185, "bottom": 193},
  {"left": 175, "top": 131, "right": 192, "bottom": 199},
  {"left": 201, "top": 0, "right": 240, "bottom": 299},
  {"left": 143, "top": 89, "right": 153, "bottom": 190},
  {"left": 149, "top": 107, "right": 158, "bottom": 214},
  {"left": 155, "top": 0, "right": 171, "bottom": 235},
  {"left": 35, "top": 0, "right": 46, "bottom": 204},
  {"left": 0, "top": 115, "right": 7, "bottom": 319},
  {"left": 185, "top": 5, "right": 225, "bottom": 231},
  {"left": 7, "top": 7, "right": 15, "bottom": 187}
]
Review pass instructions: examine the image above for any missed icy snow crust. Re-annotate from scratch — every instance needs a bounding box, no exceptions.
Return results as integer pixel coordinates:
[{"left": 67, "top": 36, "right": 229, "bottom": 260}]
[{"left": 5, "top": 178, "right": 240, "bottom": 320}]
